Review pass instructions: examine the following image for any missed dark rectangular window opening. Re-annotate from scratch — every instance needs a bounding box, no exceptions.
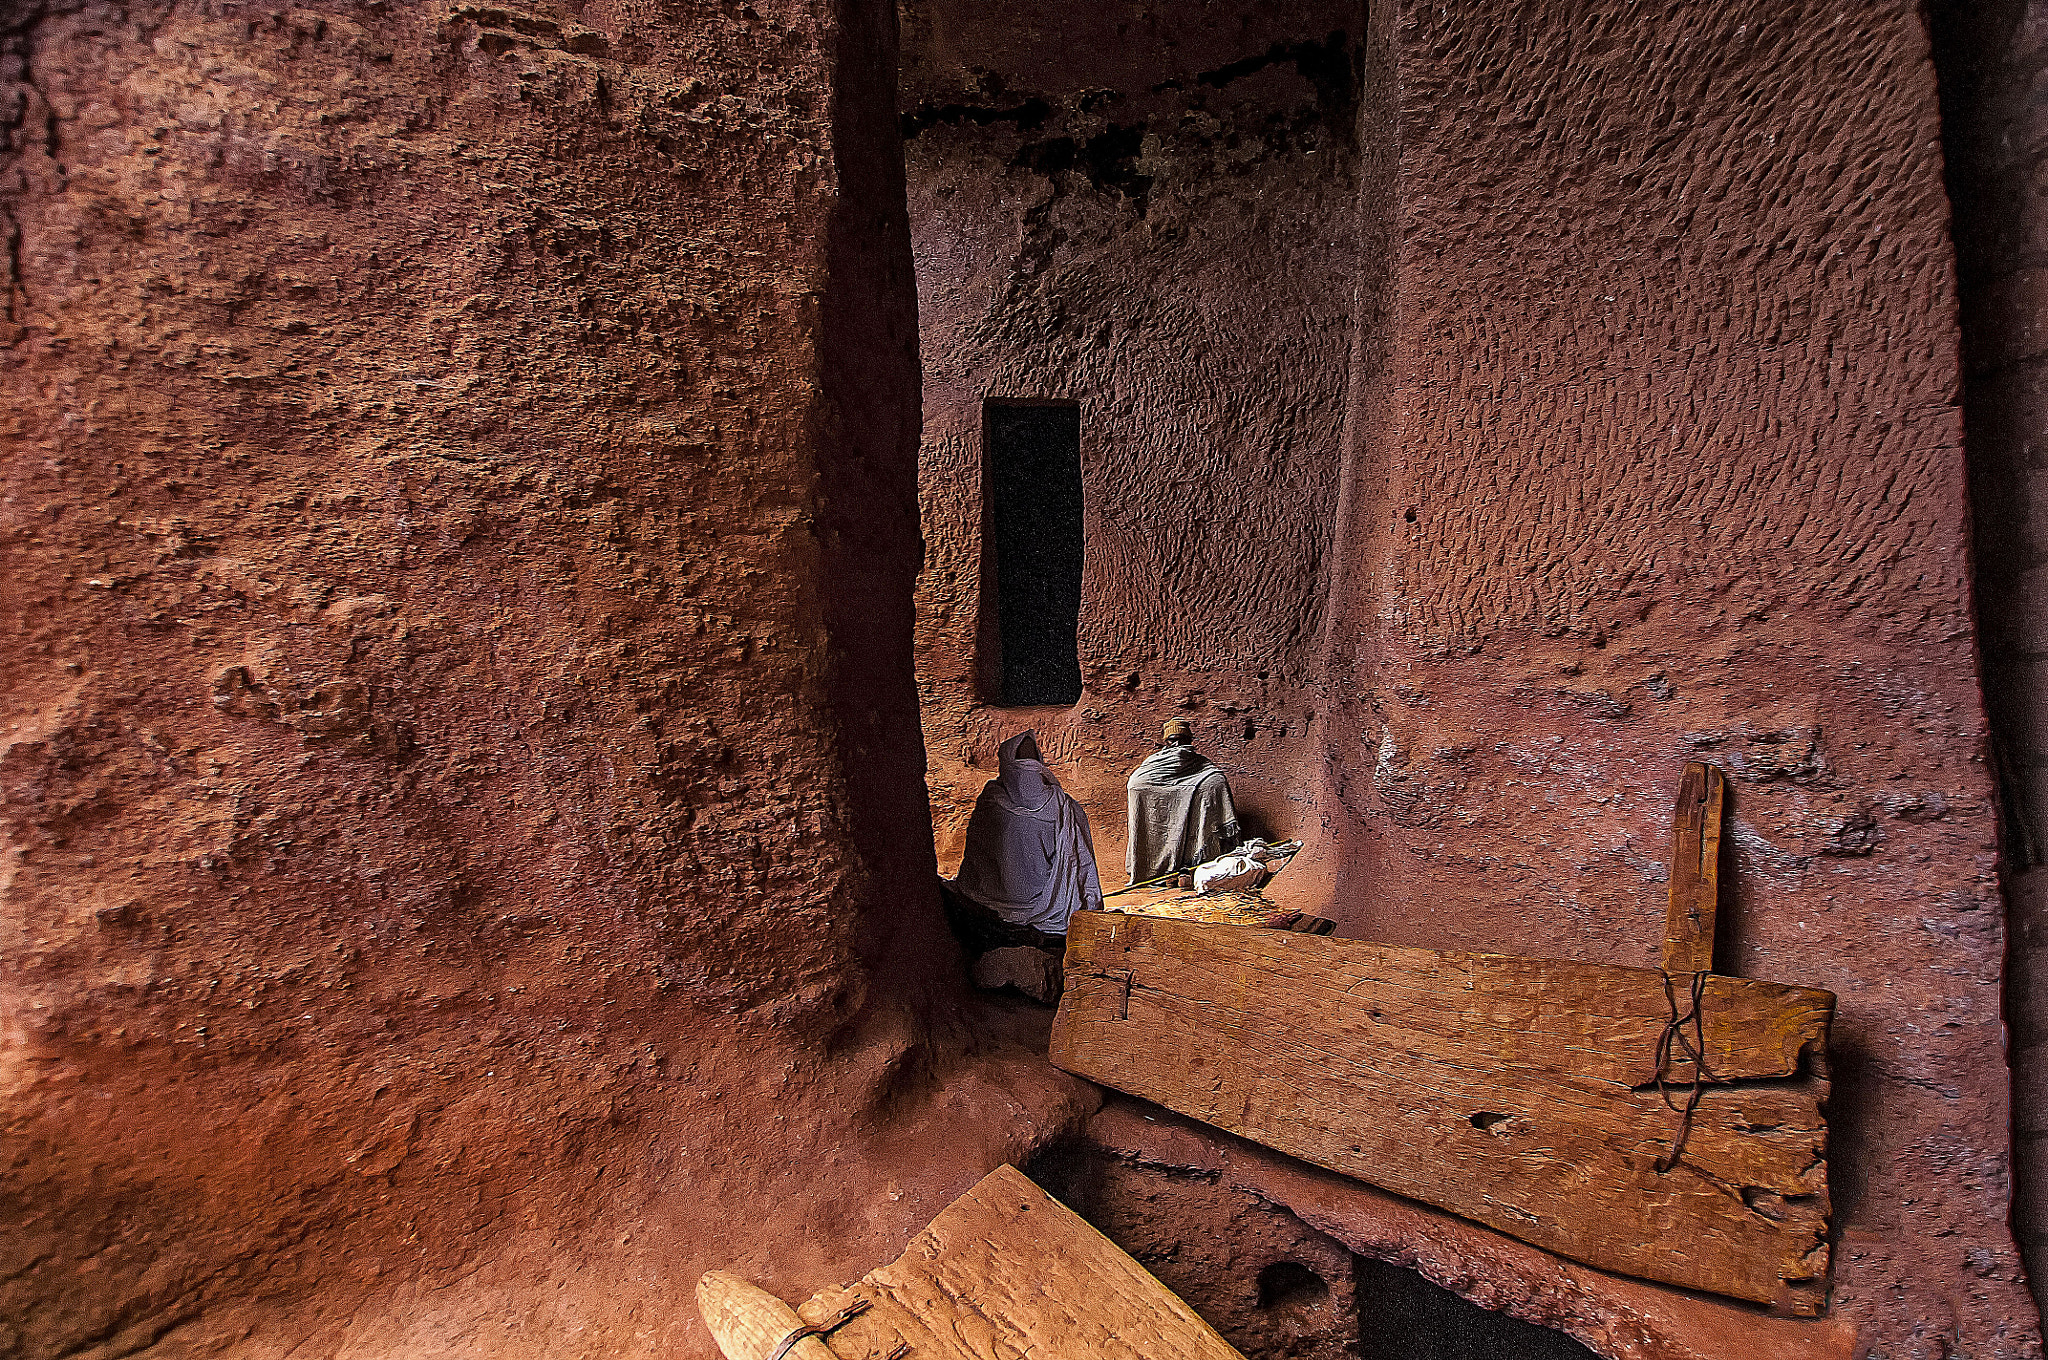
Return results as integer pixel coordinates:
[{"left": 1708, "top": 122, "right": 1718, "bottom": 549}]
[{"left": 984, "top": 400, "right": 1084, "bottom": 707}]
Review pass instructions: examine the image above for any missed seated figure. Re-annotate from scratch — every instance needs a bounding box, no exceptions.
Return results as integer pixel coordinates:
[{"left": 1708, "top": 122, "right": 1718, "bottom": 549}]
[
  {"left": 1126, "top": 718, "right": 1240, "bottom": 884},
  {"left": 949, "top": 730, "right": 1103, "bottom": 939}
]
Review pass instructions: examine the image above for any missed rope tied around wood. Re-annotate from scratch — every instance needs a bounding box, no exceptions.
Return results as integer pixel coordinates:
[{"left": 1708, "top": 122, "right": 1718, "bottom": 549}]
[
  {"left": 765, "top": 1298, "right": 908, "bottom": 1360},
  {"left": 1652, "top": 969, "right": 1714, "bottom": 1173}
]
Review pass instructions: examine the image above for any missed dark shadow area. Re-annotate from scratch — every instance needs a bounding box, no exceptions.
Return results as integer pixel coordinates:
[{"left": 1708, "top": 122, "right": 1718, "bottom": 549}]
[
  {"left": 1924, "top": 0, "right": 2048, "bottom": 1309},
  {"left": 1354, "top": 1255, "right": 1598, "bottom": 1360},
  {"left": 984, "top": 400, "right": 1084, "bottom": 706},
  {"left": 1256, "top": 1259, "right": 1330, "bottom": 1313}
]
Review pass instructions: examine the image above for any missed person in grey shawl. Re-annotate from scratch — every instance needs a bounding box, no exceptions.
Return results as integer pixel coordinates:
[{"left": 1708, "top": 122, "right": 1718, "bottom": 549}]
[
  {"left": 950, "top": 730, "right": 1104, "bottom": 937},
  {"left": 1126, "top": 718, "right": 1241, "bottom": 884}
]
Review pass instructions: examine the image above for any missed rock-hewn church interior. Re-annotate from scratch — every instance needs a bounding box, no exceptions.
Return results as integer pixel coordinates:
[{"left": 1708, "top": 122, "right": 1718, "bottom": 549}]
[{"left": 6, "top": 2, "right": 2048, "bottom": 1358}]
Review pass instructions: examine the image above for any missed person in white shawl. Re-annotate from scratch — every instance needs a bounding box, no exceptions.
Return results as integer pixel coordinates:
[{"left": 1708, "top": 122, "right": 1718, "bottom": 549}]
[
  {"left": 950, "top": 731, "right": 1104, "bottom": 937},
  {"left": 1126, "top": 718, "right": 1241, "bottom": 884}
]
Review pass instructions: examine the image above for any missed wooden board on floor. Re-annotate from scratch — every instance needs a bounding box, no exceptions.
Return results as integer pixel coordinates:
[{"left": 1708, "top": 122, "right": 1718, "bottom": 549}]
[
  {"left": 1110, "top": 892, "right": 1333, "bottom": 933},
  {"left": 700, "top": 1164, "right": 1245, "bottom": 1360},
  {"left": 1048, "top": 911, "right": 1834, "bottom": 1314}
]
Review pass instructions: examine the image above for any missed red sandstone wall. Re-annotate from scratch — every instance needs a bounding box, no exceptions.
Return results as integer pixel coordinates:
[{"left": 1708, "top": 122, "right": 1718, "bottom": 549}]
[
  {"left": 7, "top": 1, "right": 2035, "bottom": 1355},
  {"left": 0, "top": 4, "right": 1087, "bottom": 1356},
  {"left": 1317, "top": 1, "right": 2038, "bottom": 1353},
  {"left": 900, "top": 0, "right": 1364, "bottom": 876},
  {"left": 1926, "top": 0, "right": 2048, "bottom": 1306}
]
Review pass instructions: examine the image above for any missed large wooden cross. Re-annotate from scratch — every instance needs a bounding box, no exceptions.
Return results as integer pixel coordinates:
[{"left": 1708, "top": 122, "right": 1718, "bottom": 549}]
[{"left": 1050, "top": 762, "right": 1833, "bottom": 1315}]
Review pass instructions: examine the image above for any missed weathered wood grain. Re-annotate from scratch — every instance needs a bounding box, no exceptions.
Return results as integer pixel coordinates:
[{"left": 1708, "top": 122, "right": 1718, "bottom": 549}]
[
  {"left": 1108, "top": 893, "right": 1293, "bottom": 929},
  {"left": 1662, "top": 762, "right": 1728, "bottom": 975},
  {"left": 1049, "top": 912, "right": 1833, "bottom": 1314},
  {"left": 700, "top": 1165, "right": 1246, "bottom": 1360},
  {"left": 698, "top": 1272, "right": 836, "bottom": 1360},
  {"left": 1110, "top": 894, "right": 1336, "bottom": 933}
]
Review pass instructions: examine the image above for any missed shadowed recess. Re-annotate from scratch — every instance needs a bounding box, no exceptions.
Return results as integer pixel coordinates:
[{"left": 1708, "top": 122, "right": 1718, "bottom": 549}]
[{"left": 986, "top": 400, "right": 1084, "bottom": 706}]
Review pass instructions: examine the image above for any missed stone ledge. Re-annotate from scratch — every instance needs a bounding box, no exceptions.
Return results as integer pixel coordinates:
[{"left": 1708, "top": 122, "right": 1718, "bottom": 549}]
[{"left": 1081, "top": 1096, "right": 1858, "bottom": 1360}]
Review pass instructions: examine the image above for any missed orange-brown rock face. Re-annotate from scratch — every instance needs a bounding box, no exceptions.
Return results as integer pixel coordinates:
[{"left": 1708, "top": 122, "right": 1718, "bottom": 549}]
[
  {"left": 0, "top": 4, "right": 1090, "bottom": 1357},
  {"left": 1927, "top": 0, "right": 2048, "bottom": 1298},
  {"left": 905, "top": 0, "right": 2040, "bottom": 1354},
  {"left": 1030, "top": 1128, "right": 1367, "bottom": 1360},
  {"left": 901, "top": 0, "right": 1364, "bottom": 878},
  {"left": 1316, "top": 1, "right": 2039, "bottom": 1354}
]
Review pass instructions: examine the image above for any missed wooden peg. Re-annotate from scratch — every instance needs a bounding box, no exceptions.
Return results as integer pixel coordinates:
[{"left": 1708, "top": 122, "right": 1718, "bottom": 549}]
[
  {"left": 1660, "top": 761, "right": 1726, "bottom": 975},
  {"left": 1111, "top": 968, "right": 1134, "bottom": 1019}
]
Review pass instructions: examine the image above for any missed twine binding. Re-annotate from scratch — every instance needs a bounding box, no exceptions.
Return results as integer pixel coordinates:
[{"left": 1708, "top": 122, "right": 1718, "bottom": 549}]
[
  {"left": 765, "top": 1299, "right": 873, "bottom": 1360},
  {"left": 1652, "top": 969, "right": 1713, "bottom": 1173}
]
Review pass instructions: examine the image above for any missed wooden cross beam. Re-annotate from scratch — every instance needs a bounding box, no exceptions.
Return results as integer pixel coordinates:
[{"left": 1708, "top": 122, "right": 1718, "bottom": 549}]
[{"left": 1048, "top": 762, "right": 1833, "bottom": 1315}]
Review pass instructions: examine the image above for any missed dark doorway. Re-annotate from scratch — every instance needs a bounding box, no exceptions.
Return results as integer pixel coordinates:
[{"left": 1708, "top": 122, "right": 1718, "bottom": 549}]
[
  {"left": 1355, "top": 1256, "right": 1598, "bottom": 1360},
  {"left": 985, "top": 400, "right": 1084, "bottom": 706}
]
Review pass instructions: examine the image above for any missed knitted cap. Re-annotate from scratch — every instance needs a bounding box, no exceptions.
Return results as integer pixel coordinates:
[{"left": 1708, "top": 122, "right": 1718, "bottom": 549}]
[{"left": 1162, "top": 718, "right": 1194, "bottom": 743}]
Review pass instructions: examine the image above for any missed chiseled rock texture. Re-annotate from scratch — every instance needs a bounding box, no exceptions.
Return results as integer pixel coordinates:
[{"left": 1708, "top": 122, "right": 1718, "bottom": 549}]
[
  {"left": 1316, "top": 1, "right": 2037, "bottom": 1355},
  {"left": 906, "top": 0, "right": 2040, "bottom": 1356},
  {"left": 900, "top": 0, "right": 1363, "bottom": 879},
  {"left": 0, "top": 4, "right": 1092, "bottom": 1358},
  {"left": 2, "top": 0, "right": 2041, "bottom": 1357},
  {"left": 1029, "top": 1122, "right": 1366, "bottom": 1360},
  {"left": 1926, "top": 0, "right": 2048, "bottom": 1307}
]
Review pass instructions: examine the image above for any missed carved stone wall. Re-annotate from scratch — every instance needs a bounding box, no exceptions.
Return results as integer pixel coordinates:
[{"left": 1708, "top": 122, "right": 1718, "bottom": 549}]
[
  {"left": 1, "top": 1, "right": 2036, "bottom": 1357},
  {"left": 0, "top": 4, "right": 1089, "bottom": 1357},
  {"left": 899, "top": 0, "right": 1365, "bottom": 880},
  {"left": 1927, "top": 0, "right": 2048, "bottom": 1313},
  {"left": 1029, "top": 1134, "right": 1366, "bottom": 1360},
  {"left": 1312, "top": 1, "right": 2040, "bottom": 1354},
  {"left": 904, "top": 2, "right": 2040, "bottom": 1352}
]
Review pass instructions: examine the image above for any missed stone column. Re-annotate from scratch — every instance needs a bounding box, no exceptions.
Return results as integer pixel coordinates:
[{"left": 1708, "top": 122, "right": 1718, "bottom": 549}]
[
  {"left": 1927, "top": 0, "right": 2048, "bottom": 1313},
  {"left": 0, "top": 4, "right": 1026, "bottom": 1356}
]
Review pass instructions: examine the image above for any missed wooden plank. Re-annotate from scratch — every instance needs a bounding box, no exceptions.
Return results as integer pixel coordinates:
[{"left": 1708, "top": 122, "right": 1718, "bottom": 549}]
[
  {"left": 1109, "top": 893, "right": 1302, "bottom": 930},
  {"left": 1049, "top": 912, "right": 1833, "bottom": 1314},
  {"left": 698, "top": 1273, "right": 836, "bottom": 1360},
  {"left": 700, "top": 1165, "right": 1247, "bottom": 1360},
  {"left": 1662, "top": 761, "right": 1727, "bottom": 974}
]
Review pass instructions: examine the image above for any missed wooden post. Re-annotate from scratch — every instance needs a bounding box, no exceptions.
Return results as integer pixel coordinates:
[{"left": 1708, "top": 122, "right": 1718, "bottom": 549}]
[{"left": 1660, "top": 761, "right": 1726, "bottom": 975}]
